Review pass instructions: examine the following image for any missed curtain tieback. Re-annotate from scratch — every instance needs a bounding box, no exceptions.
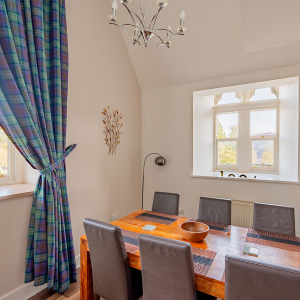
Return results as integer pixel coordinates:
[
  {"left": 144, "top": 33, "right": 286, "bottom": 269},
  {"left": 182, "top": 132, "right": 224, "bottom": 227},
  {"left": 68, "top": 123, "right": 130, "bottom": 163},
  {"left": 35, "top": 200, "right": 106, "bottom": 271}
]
[{"left": 40, "top": 144, "right": 77, "bottom": 176}]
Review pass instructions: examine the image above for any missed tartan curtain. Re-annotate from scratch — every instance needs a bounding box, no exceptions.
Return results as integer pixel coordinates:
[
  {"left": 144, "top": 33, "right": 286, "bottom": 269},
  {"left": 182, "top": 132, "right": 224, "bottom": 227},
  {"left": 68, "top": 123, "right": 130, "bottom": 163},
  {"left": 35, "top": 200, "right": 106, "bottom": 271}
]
[{"left": 0, "top": 0, "right": 77, "bottom": 293}]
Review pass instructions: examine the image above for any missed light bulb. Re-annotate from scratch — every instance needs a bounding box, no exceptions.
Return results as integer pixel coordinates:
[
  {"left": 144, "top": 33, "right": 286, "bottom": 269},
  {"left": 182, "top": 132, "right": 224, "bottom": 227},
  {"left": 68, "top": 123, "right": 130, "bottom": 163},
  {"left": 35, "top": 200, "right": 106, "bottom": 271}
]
[
  {"left": 135, "top": 22, "right": 139, "bottom": 28},
  {"left": 168, "top": 25, "right": 172, "bottom": 32},
  {"left": 112, "top": 0, "right": 118, "bottom": 9},
  {"left": 180, "top": 11, "right": 185, "bottom": 20}
]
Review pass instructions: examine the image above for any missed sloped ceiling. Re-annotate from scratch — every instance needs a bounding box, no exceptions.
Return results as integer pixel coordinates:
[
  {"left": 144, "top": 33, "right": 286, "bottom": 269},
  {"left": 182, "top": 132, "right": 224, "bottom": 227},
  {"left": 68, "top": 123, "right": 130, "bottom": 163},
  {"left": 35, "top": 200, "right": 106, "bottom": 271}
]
[
  {"left": 109, "top": 0, "right": 300, "bottom": 90},
  {"left": 239, "top": 0, "right": 300, "bottom": 52}
]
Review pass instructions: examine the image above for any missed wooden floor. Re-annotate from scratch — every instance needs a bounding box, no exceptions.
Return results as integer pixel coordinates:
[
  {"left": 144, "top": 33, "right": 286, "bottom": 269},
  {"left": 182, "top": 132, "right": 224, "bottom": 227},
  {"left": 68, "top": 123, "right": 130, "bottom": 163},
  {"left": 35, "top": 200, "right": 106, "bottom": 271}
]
[
  {"left": 28, "top": 270, "right": 82, "bottom": 300},
  {"left": 27, "top": 267, "right": 220, "bottom": 300}
]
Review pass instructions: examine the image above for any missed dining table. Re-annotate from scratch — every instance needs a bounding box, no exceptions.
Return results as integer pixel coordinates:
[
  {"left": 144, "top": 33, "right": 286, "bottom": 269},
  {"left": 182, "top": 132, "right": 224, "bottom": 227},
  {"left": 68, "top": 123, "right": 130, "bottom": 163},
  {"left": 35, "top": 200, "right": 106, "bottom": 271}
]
[{"left": 80, "top": 209, "right": 300, "bottom": 300}]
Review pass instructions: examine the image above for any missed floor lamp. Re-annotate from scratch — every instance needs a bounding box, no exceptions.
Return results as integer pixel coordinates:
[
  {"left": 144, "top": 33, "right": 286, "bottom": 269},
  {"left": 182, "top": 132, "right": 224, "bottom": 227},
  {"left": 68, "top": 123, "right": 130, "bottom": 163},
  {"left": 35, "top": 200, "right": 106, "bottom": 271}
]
[{"left": 142, "top": 153, "right": 166, "bottom": 210}]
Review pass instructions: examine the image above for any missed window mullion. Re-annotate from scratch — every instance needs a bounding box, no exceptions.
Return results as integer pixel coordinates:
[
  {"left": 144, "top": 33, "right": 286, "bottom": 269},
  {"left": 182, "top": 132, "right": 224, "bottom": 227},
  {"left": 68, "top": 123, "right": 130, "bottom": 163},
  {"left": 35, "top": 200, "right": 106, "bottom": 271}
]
[{"left": 238, "top": 108, "right": 250, "bottom": 172}]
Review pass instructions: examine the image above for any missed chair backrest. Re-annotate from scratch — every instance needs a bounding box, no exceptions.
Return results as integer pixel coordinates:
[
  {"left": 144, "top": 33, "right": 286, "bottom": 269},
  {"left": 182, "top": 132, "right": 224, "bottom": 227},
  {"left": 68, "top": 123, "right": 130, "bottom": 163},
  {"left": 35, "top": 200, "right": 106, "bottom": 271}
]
[
  {"left": 253, "top": 202, "right": 295, "bottom": 236},
  {"left": 198, "top": 197, "right": 231, "bottom": 225},
  {"left": 83, "top": 218, "right": 132, "bottom": 300},
  {"left": 138, "top": 234, "right": 197, "bottom": 300},
  {"left": 152, "top": 191, "right": 180, "bottom": 215},
  {"left": 225, "top": 255, "right": 300, "bottom": 300}
]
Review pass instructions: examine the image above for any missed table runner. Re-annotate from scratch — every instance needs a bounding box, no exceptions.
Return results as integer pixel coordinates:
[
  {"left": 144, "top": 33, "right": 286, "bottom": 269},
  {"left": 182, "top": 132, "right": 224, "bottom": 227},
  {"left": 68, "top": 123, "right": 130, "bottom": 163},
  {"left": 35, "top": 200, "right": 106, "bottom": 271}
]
[
  {"left": 121, "top": 229, "right": 216, "bottom": 276},
  {"left": 246, "top": 229, "right": 300, "bottom": 252},
  {"left": 187, "top": 219, "right": 231, "bottom": 237},
  {"left": 134, "top": 211, "right": 180, "bottom": 225}
]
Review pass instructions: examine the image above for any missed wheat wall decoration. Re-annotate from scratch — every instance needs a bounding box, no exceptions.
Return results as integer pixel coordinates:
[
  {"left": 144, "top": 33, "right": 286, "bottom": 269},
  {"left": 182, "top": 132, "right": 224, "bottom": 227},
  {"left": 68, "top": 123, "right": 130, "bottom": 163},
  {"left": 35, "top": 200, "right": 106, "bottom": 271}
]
[{"left": 102, "top": 106, "right": 123, "bottom": 155}]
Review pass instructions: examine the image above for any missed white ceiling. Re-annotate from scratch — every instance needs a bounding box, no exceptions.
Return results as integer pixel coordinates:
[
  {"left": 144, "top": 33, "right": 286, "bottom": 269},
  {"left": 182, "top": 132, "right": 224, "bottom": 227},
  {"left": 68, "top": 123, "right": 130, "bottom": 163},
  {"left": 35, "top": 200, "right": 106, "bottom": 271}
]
[
  {"left": 239, "top": 0, "right": 300, "bottom": 52},
  {"left": 111, "top": 0, "right": 300, "bottom": 90}
]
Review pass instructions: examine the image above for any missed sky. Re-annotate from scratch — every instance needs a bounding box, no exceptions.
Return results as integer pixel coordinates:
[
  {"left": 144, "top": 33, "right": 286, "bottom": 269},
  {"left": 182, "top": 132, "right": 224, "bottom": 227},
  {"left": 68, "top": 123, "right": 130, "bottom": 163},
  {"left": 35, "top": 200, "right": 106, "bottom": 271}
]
[{"left": 218, "top": 109, "right": 276, "bottom": 137}]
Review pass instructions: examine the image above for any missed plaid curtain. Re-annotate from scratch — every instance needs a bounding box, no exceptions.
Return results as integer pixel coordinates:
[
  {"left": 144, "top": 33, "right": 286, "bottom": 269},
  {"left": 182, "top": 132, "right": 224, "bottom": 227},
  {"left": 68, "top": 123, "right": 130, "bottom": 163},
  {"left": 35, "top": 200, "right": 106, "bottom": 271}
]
[{"left": 0, "top": 0, "right": 77, "bottom": 293}]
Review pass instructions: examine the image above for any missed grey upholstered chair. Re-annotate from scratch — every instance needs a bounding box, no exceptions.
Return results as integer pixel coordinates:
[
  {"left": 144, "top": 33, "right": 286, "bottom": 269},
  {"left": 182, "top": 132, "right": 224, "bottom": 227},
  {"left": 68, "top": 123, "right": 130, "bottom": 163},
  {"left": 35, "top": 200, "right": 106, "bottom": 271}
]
[
  {"left": 253, "top": 202, "right": 295, "bottom": 236},
  {"left": 152, "top": 191, "right": 180, "bottom": 215},
  {"left": 138, "top": 234, "right": 216, "bottom": 300},
  {"left": 225, "top": 255, "right": 300, "bottom": 300},
  {"left": 198, "top": 197, "right": 231, "bottom": 225},
  {"left": 83, "top": 218, "right": 143, "bottom": 300}
]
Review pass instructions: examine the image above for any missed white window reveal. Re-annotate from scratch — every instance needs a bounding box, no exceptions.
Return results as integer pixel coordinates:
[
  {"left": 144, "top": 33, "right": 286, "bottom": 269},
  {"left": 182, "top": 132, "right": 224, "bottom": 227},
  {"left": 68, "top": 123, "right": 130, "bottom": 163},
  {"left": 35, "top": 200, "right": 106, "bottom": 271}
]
[{"left": 193, "top": 77, "right": 299, "bottom": 183}]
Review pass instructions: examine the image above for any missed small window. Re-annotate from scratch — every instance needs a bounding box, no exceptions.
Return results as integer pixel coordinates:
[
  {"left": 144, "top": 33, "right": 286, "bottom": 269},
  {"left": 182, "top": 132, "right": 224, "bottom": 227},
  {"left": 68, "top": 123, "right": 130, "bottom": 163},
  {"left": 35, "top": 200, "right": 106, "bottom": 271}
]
[
  {"left": 217, "top": 92, "right": 240, "bottom": 105},
  {"left": 215, "top": 102, "right": 278, "bottom": 172},
  {"left": 250, "top": 109, "right": 276, "bottom": 170},
  {"left": 216, "top": 112, "right": 238, "bottom": 168},
  {"left": 0, "top": 128, "right": 10, "bottom": 175},
  {"left": 250, "top": 88, "right": 277, "bottom": 101},
  {"left": 250, "top": 109, "right": 276, "bottom": 137},
  {"left": 0, "top": 127, "right": 21, "bottom": 184}
]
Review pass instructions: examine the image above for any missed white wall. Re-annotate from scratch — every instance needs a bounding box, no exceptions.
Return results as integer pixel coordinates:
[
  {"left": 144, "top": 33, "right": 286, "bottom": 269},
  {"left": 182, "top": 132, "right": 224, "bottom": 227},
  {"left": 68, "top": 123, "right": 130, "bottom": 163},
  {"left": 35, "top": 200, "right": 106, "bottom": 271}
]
[
  {"left": 142, "top": 64, "right": 300, "bottom": 234},
  {"left": 279, "top": 80, "right": 299, "bottom": 180},
  {"left": 0, "top": 0, "right": 141, "bottom": 297}
]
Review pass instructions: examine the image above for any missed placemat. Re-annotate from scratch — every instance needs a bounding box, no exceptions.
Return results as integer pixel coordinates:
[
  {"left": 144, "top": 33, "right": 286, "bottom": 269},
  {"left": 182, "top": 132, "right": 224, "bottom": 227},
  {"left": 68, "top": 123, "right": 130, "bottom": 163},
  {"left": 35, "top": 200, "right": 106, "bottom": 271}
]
[
  {"left": 122, "top": 229, "right": 139, "bottom": 254},
  {"left": 187, "top": 218, "right": 231, "bottom": 237},
  {"left": 191, "top": 247, "right": 217, "bottom": 276},
  {"left": 121, "top": 229, "right": 217, "bottom": 276},
  {"left": 134, "top": 211, "right": 180, "bottom": 225},
  {"left": 246, "top": 229, "right": 300, "bottom": 252}
]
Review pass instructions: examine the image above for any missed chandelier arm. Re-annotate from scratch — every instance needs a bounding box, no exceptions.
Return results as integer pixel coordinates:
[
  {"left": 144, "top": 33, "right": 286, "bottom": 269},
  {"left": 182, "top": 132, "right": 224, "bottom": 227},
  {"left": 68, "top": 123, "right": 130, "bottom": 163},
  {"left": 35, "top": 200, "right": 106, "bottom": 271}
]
[
  {"left": 110, "top": 22, "right": 132, "bottom": 38},
  {"left": 149, "top": 6, "right": 163, "bottom": 30},
  {"left": 155, "top": 28, "right": 184, "bottom": 36},
  {"left": 147, "top": 30, "right": 164, "bottom": 43},
  {"left": 122, "top": 3, "right": 136, "bottom": 25},
  {"left": 140, "top": 0, "right": 144, "bottom": 16},
  {"left": 130, "top": 11, "right": 144, "bottom": 27},
  {"left": 142, "top": 4, "right": 151, "bottom": 28},
  {"left": 156, "top": 43, "right": 167, "bottom": 47}
]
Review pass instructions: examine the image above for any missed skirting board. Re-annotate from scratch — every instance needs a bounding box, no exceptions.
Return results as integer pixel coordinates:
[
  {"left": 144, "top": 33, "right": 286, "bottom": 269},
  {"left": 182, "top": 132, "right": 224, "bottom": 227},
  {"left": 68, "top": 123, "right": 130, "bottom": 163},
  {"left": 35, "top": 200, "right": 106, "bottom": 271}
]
[{"left": 0, "top": 255, "right": 81, "bottom": 300}]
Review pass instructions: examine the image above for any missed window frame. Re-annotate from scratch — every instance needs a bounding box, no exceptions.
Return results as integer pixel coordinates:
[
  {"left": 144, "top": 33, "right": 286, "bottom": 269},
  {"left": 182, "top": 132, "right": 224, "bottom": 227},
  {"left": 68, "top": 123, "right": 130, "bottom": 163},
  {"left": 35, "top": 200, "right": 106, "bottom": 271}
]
[
  {"left": 215, "top": 111, "right": 239, "bottom": 171},
  {"left": 0, "top": 130, "right": 24, "bottom": 185},
  {"left": 214, "top": 99, "right": 280, "bottom": 173}
]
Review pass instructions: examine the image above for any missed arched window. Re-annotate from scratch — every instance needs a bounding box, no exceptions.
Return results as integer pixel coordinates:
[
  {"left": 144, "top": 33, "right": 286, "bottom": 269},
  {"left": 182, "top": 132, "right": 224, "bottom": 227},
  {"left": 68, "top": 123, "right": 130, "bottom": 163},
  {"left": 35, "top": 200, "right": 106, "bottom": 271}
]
[
  {"left": 217, "top": 92, "right": 241, "bottom": 105},
  {"left": 250, "top": 88, "right": 277, "bottom": 101}
]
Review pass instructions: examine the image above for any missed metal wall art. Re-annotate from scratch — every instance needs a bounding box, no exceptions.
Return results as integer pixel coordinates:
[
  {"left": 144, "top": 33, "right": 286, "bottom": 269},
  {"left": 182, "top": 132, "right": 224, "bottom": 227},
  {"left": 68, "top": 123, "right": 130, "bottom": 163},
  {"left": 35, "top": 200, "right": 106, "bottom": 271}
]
[{"left": 102, "top": 106, "right": 123, "bottom": 155}]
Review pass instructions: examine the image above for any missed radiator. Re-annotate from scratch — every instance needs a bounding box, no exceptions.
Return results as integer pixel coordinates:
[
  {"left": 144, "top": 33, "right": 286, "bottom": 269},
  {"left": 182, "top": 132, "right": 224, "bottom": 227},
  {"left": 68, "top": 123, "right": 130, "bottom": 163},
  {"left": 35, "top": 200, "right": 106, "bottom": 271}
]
[{"left": 231, "top": 200, "right": 254, "bottom": 229}]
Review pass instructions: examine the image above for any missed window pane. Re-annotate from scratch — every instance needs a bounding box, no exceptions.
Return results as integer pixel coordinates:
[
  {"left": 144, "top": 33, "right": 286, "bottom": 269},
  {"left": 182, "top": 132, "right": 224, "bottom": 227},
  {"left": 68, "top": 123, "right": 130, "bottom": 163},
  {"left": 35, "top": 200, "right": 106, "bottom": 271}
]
[
  {"left": 218, "top": 92, "right": 240, "bottom": 105},
  {"left": 250, "top": 88, "right": 277, "bottom": 101},
  {"left": 217, "top": 113, "right": 238, "bottom": 138},
  {"left": 250, "top": 110, "right": 276, "bottom": 136},
  {"left": 218, "top": 141, "right": 237, "bottom": 165},
  {"left": 0, "top": 128, "right": 9, "bottom": 174},
  {"left": 252, "top": 140, "right": 274, "bottom": 167}
]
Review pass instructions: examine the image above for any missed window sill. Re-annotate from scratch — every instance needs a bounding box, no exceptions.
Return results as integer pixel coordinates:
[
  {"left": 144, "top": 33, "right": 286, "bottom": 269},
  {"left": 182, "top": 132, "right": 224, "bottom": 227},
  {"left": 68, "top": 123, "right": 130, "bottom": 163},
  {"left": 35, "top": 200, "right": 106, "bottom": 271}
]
[
  {"left": 0, "top": 183, "right": 35, "bottom": 201},
  {"left": 191, "top": 172, "right": 299, "bottom": 184}
]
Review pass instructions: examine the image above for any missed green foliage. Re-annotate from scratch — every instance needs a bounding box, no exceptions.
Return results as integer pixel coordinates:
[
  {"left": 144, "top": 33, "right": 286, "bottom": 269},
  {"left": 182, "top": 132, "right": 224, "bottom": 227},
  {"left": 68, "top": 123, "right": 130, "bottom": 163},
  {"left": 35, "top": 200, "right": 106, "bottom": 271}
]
[
  {"left": 219, "top": 141, "right": 236, "bottom": 165},
  {"left": 217, "top": 120, "right": 225, "bottom": 138},
  {"left": 229, "top": 124, "right": 238, "bottom": 138}
]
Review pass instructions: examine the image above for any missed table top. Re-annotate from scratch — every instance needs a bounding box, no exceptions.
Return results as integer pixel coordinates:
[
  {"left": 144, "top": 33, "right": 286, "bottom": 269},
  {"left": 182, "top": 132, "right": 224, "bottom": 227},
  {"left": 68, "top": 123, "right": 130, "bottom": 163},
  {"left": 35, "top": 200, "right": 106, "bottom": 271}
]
[{"left": 81, "top": 210, "right": 300, "bottom": 298}]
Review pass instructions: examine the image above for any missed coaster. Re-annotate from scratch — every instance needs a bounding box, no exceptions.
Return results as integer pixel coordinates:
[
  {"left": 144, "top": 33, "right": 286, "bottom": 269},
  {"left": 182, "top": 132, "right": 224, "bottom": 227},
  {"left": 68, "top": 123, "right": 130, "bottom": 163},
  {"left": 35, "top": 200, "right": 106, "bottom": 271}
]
[
  {"left": 243, "top": 245, "right": 259, "bottom": 257},
  {"left": 142, "top": 224, "right": 156, "bottom": 231}
]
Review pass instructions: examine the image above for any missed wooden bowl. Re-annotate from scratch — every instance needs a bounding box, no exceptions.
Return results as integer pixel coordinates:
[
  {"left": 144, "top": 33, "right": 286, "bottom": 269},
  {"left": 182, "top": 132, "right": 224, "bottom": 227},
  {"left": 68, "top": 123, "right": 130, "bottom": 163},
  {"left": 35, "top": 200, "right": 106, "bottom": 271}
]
[{"left": 180, "top": 221, "right": 209, "bottom": 242}]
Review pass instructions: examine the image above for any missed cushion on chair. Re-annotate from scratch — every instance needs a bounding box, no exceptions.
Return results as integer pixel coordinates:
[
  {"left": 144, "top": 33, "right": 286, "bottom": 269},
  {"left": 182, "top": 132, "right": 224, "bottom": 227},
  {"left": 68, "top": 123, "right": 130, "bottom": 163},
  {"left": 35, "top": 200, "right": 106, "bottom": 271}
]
[
  {"left": 152, "top": 191, "right": 180, "bottom": 215},
  {"left": 225, "top": 255, "right": 300, "bottom": 300},
  {"left": 253, "top": 202, "right": 295, "bottom": 236},
  {"left": 198, "top": 197, "right": 231, "bottom": 225}
]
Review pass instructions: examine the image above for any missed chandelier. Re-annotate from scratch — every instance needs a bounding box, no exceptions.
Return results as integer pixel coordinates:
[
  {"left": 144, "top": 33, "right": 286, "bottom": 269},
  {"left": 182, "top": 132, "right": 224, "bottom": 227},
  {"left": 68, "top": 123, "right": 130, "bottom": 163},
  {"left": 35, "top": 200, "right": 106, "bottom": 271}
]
[{"left": 108, "top": 0, "right": 186, "bottom": 48}]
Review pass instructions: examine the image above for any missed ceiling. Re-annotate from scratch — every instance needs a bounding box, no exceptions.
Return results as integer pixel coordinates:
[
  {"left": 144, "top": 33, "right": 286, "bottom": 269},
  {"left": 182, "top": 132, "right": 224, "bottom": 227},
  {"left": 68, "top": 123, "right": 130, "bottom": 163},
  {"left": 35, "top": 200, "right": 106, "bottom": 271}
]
[{"left": 110, "top": 0, "right": 300, "bottom": 90}]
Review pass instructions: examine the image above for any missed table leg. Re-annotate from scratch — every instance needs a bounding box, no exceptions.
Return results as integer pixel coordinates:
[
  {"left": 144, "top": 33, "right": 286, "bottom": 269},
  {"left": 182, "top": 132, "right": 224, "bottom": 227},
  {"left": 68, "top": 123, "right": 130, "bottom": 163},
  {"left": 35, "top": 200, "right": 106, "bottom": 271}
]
[{"left": 80, "top": 237, "right": 95, "bottom": 300}]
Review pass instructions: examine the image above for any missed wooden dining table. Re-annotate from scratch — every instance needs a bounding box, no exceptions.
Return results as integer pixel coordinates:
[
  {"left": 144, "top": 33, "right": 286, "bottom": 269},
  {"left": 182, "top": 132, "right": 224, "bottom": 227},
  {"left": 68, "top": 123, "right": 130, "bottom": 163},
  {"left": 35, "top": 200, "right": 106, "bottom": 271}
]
[{"left": 80, "top": 210, "right": 300, "bottom": 300}]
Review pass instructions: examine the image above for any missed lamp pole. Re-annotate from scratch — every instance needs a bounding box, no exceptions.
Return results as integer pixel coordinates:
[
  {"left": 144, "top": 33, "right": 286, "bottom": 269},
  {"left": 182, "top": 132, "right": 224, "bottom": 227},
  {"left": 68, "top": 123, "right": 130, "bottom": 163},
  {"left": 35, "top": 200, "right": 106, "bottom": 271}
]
[{"left": 142, "top": 153, "right": 166, "bottom": 210}]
